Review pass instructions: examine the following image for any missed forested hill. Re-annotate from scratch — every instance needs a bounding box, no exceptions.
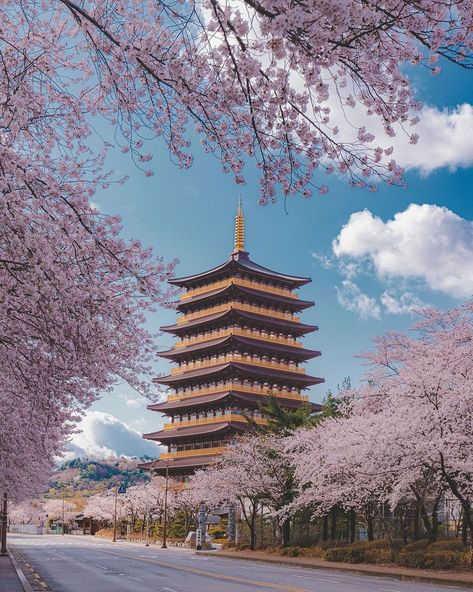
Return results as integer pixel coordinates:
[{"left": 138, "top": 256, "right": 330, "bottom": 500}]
[{"left": 45, "top": 457, "right": 151, "bottom": 498}]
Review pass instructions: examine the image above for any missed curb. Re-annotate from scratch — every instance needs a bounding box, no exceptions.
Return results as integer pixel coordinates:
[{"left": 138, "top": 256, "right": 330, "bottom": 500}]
[
  {"left": 197, "top": 551, "right": 473, "bottom": 589},
  {"left": 8, "top": 549, "right": 34, "bottom": 592}
]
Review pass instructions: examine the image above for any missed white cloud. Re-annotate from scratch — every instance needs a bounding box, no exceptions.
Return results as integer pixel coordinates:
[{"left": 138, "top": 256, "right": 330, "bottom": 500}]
[
  {"left": 67, "top": 411, "right": 158, "bottom": 460},
  {"left": 327, "top": 99, "right": 473, "bottom": 174},
  {"left": 398, "top": 104, "right": 473, "bottom": 173},
  {"left": 333, "top": 204, "right": 473, "bottom": 299},
  {"left": 380, "top": 291, "right": 424, "bottom": 315},
  {"left": 125, "top": 397, "right": 144, "bottom": 408},
  {"left": 336, "top": 280, "right": 381, "bottom": 320},
  {"left": 312, "top": 252, "right": 334, "bottom": 270}
]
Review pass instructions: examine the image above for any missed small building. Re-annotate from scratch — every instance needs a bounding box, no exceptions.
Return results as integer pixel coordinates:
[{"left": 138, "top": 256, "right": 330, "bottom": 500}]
[{"left": 140, "top": 202, "right": 324, "bottom": 478}]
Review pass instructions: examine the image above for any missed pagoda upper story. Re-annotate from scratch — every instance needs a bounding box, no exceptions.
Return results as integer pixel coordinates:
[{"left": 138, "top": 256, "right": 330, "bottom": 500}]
[{"left": 141, "top": 201, "right": 324, "bottom": 477}]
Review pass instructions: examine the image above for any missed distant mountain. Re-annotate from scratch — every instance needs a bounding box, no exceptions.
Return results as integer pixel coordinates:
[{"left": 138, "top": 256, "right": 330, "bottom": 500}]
[{"left": 46, "top": 457, "right": 152, "bottom": 497}]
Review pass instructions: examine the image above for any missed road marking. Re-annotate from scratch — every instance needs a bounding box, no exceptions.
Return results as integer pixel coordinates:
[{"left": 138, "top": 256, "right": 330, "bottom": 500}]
[
  {"left": 163, "top": 587, "right": 180, "bottom": 592},
  {"left": 96, "top": 549, "right": 317, "bottom": 592},
  {"left": 127, "top": 576, "right": 144, "bottom": 582}
]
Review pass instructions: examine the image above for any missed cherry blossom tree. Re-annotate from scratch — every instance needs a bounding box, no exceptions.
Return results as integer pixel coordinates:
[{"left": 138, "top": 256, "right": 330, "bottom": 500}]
[
  {"left": 287, "top": 301, "right": 473, "bottom": 544},
  {"left": 123, "top": 477, "right": 179, "bottom": 531},
  {"left": 189, "top": 434, "right": 294, "bottom": 549},
  {"left": 3, "top": 0, "right": 473, "bottom": 501},
  {"left": 0, "top": 194, "right": 176, "bottom": 499},
  {"left": 43, "top": 498, "right": 78, "bottom": 529},
  {"left": 9, "top": 499, "right": 46, "bottom": 526},
  {"left": 83, "top": 492, "right": 120, "bottom": 524},
  {"left": 356, "top": 302, "right": 473, "bottom": 540},
  {"left": 3, "top": 0, "right": 473, "bottom": 205}
]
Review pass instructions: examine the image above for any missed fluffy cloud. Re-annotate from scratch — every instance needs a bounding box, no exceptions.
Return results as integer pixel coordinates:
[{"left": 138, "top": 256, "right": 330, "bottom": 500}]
[
  {"left": 125, "top": 397, "right": 144, "bottom": 409},
  {"left": 66, "top": 411, "right": 159, "bottom": 459},
  {"left": 333, "top": 204, "right": 473, "bottom": 299},
  {"left": 397, "top": 104, "right": 473, "bottom": 173},
  {"left": 328, "top": 100, "right": 473, "bottom": 174},
  {"left": 380, "top": 291, "right": 424, "bottom": 315},
  {"left": 336, "top": 280, "right": 381, "bottom": 320}
]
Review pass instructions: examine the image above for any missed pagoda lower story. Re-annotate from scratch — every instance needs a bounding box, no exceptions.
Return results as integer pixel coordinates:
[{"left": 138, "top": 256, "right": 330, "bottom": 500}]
[{"left": 140, "top": 202, "right": 324, "bottom": 479}]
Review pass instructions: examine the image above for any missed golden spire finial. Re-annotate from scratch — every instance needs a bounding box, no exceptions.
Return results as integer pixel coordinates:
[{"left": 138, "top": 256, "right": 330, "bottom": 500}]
[{"left": 233, "top": 197, "right": 245, "bottom": 253}]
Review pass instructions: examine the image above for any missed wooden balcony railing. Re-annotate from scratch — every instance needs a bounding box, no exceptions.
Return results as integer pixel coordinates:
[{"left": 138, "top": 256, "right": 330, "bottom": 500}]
[
  {"left": 160, "top": 446, "right": 226, "bottom": 460},
  {"left": 167, "top": 382, "right": 308, "bottom": 402},
  {"left": 164, "top": 414, "right": 268, "bottom": 430},
  {"left": 181, "top": 277, "right": 297, "bottom": 300},
  {"left": 177, "top": 302, "right": 300, "bottom": 324},
  {"left": 171, "top": 354, "right": 305, "bottom": 375},
  {"left": 175, "top": 327, "right": 302, "bottom": 349}
]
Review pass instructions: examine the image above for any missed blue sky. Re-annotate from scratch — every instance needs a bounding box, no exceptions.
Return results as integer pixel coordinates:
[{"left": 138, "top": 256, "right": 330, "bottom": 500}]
[{"left": 73, "top": 59, "right": 473, "bottom": 457}]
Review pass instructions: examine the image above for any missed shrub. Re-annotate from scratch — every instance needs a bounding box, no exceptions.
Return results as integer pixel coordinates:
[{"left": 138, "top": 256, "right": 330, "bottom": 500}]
[
  {"left": 422, "top": 551, "right": 461, "bottom": 570},
  {"left": 208, "top": 526, "right": 227, "bottom": 539},
  {"left": 397, "top": 551, "right": 428, "bottom": 568},
  {"left": 402, "top": 540, "right": 429, "bottom": 552},
  {"left": 397, "top": 550, "right": 461, "bottom": 570},
  {"left": 298, "top": 546, "right": 325, "bottom": 559},
  {"left": 324, "top": 547, "right": 365, "bottom": 563},
  {"left": 281, "top": 546, "right": 302, "bottom": 557},
  {"left": 318, "top": 540, "right": 348, "bottom": 551},
  {"left": 362, "top": 548, "right": 392, "bottom": 564},
  {"left": 430, "top": 539, "right": 466, "bottom": 552}
]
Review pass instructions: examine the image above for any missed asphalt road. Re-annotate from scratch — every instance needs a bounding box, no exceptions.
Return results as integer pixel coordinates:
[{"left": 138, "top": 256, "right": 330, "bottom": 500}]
[{"left": 8, "top": 533, "right": 470, "bottom": 592}]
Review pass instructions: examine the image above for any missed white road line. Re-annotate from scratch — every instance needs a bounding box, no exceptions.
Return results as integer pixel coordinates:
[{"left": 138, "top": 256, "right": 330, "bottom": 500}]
[
  {"left": 94, "top": 564, "right": 108, "bottom": 570},
  {"left": 127, "top": 575, "right": 144, "bottom": 582},
  {"left": 163, "top": 587, "right": 180, "bottom": 592}
]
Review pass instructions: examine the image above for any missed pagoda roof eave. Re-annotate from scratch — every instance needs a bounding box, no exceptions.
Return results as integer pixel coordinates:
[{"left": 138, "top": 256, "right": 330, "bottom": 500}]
[
  {"left": 143, "top": 421, "right": 248, "bottom": 442},
  {"left": 138, "top": 455, "right": 218, "bottom": 472},
  {"left": 158, "top": 334, "right": 321, "bottom": 360},
  {"left": 154, "top": 362, "right": 325, "bottom": 387},
  {"left": 161, "top": 308, "right": 317, "bottom": 335},
  {"left": 170, "top": 257, "right": 311, "bottom": 288},
  {"left": 148, "top": 391, "right": 323, "bottom": 412},
  {"left": 176, "top": 284, "right": 314, "bottom": 311}
]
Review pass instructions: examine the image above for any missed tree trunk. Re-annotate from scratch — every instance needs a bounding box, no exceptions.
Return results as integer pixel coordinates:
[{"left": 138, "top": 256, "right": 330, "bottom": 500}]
[
  {"left": 249, "top": 506, "right": 258, "bottom": 551},
  {"left": 330, "top": 509, "right": 337, "bottom": 541},
  {"left": 419, "top": 502, "right": 434, "bottom": 542},
  {"left": 282, "top": 518, "right": 291, "bottom": 547},
  {"left": 348, "top": 510, "right": 356, "bottom": 544},
  {"left": 366, "top": 509, "right": 374, "bottom": 542},
  {"left": 429, "top": 494, "right": 442, "bottom": 544},
  {"left": 413, "top": 503, "right": 420, "bottom": 541},
  {"left": 462, "top": 508, "right": 468, "bottom": 547},
  {"left": 322, "top": 515, "right": 328, "bottom": 542},
  {"left": 439, "top": 452, "right": 473, "bottom": 543},
  {"left": 399, "top": 511, "right": 408, "bottom": 546}
]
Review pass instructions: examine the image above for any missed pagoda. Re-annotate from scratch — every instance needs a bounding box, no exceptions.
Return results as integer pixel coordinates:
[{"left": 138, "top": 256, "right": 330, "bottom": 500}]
[{"left": 141, "top": 202, "right": 324, "bottom": 478}]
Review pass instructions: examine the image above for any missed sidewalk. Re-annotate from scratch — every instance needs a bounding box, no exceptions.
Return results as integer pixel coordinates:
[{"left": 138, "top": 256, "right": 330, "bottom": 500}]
[
  {"left": 0, "top": 553, "right": 27, "bottom": 592},
  {"left": 198, "top": 549, "right": 473, "bottom": 588}
]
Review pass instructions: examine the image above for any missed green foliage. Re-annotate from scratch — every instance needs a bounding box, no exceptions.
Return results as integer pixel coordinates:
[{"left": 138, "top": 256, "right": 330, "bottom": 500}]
[
  {"left": 247, "top": 394, "right": 320, "bottom": 435},
  {"left": 324, "top": 547, "right": 366, "bottom": 563},
  {"left": 208, "top": 525, "right": 227, "bottom": 539},
  {"left": 168, "top": 512, "right": 189, "bottom": 539},
  {"left": 430, "top": 539, "right": 467, "bottom": 552},
  {"left": 403, "top": 540, "right": 429, "bottom": 552},
  {"left": 324, "top": 542, "right": 394, "bottom": 565},
  {"left": 319, "top": 538, "right": 467, "bottom": 570},
  {"left": 397, "top": 550, "right": 461, "bottom": 570},
  {"left": 48, "top": 458, "right": 148, "bottom": 497},
  {"left": 281, "top": 546, "right": 302, "bottom": 557}
]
